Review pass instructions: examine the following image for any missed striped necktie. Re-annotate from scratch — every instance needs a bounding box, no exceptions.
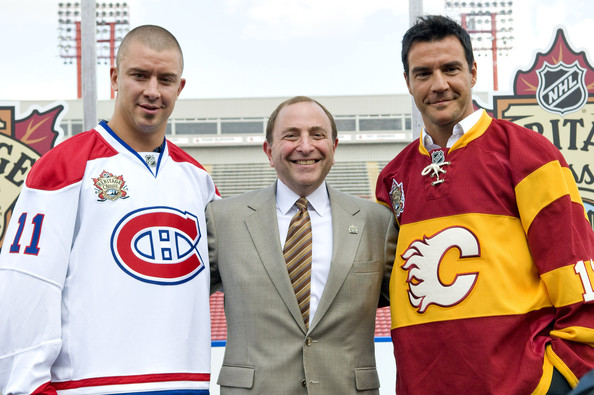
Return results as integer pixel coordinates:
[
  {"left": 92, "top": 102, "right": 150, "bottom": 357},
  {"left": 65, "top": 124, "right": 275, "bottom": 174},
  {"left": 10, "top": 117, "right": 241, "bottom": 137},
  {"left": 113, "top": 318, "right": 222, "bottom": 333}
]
[{"left": 283, "top": 197, "right": 312, "bottom": 329}]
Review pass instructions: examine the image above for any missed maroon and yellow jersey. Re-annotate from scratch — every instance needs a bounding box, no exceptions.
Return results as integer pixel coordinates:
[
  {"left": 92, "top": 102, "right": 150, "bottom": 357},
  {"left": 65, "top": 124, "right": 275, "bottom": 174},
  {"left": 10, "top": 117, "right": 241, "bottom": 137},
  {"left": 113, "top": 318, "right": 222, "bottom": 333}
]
[{"left": 376, "top": 110, "right": 594, "bottom": 394}]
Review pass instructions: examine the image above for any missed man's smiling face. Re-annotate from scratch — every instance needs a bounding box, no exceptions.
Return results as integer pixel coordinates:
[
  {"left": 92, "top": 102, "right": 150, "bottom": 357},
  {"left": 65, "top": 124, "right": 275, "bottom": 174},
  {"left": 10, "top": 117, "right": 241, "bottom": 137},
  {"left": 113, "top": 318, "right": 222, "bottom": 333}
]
[{"left": 263, "top": 101, "right": 338, "bottom": 197}]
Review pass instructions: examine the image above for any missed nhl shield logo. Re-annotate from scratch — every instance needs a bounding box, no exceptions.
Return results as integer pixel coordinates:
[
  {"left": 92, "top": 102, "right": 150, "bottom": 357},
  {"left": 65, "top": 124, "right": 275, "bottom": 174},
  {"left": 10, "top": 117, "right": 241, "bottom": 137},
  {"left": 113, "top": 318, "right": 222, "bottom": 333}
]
[
  {"left": 431, "top": 150, "right": 446, "bottom": 165},
  {"left": 536, "top": 61, "right": 587, "bottom": 116}
]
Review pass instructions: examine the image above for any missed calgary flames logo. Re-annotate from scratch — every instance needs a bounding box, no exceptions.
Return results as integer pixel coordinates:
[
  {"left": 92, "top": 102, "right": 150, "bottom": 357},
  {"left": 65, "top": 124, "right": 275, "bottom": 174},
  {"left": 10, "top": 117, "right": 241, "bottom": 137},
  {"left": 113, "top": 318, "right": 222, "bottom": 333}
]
[
  {"left": 0, "top": 103, "right": 65, "bottom": 249},
  {"left": 401, "top": 227, "right": 480, "bottom": 313}
]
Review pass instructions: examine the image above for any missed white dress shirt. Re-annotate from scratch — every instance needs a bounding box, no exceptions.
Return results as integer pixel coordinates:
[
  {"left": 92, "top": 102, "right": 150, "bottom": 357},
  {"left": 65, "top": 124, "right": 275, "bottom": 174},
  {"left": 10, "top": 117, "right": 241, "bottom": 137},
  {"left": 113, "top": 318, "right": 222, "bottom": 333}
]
[
  {"left": 275, "top": 179, "right": 333, "bottom": 324},
  {"left": 422, "top": 109, "right": 483, "bottom": 150}
]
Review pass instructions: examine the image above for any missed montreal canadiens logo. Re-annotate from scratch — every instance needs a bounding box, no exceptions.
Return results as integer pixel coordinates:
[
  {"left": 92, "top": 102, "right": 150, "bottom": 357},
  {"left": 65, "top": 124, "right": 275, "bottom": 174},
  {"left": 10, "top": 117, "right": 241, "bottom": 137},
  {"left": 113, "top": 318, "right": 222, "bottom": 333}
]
[{"left": 111, "top": 206, "right": 204, "bottom": 285}]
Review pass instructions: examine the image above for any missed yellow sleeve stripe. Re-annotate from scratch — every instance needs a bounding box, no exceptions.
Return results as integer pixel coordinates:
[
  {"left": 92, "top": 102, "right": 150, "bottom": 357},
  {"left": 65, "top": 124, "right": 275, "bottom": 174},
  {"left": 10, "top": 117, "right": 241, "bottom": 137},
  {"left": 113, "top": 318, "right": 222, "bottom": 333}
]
[
  {"left": 563, "top": 166, "right": 590, "bottom": 220},
  {"left": 550, "top": 326, "right": 594, "bottom": 345},
  {"left": 541, "top": 263, "right": 592, "bottom": 307},
  {"left": 516, "top": 161, "right": 573, "bottom": 232}
]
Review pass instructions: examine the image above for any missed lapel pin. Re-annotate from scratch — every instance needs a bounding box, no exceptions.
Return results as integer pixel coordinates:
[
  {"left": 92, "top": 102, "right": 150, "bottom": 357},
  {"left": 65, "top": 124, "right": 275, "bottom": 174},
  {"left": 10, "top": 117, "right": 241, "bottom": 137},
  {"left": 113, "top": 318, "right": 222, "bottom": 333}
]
[{"left": 348, "top": 225, "right": 359, "bottom": 234}]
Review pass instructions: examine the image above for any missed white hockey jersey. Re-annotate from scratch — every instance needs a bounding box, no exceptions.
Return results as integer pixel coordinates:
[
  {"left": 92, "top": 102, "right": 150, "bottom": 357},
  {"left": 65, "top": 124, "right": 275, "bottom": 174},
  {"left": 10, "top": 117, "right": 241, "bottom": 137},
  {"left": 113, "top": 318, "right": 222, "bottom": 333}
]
[{"left": 0, "top": 121, "right": 219, "bottom": 394}]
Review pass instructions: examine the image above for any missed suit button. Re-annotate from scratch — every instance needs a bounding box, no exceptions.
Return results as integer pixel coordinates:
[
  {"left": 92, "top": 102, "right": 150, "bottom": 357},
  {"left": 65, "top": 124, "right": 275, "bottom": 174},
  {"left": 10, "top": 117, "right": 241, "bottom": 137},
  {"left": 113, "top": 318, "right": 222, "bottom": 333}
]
[
  {"left": 306, "top": 337, "right": 313, "bottom": 346},
  {"left": 301, "top": 378, "right": 307, "bottom": 387}
]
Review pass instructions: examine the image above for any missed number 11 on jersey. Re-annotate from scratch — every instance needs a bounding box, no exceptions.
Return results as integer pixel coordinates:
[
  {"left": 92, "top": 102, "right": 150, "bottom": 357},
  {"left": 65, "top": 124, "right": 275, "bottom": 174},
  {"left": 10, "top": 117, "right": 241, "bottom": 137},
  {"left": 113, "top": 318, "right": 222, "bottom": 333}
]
[
  {"left": 575, "top": 260, "right": 594, "bottom": 302},
  {"left": 9, "top": 213, "right": 44, "bottom": 256}
]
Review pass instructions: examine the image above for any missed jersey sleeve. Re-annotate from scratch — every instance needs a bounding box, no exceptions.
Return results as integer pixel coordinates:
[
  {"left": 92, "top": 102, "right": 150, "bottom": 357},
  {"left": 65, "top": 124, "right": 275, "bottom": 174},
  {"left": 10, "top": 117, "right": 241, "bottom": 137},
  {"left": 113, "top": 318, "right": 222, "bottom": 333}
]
[
  {"left": 513, "top": 131, "right": 594, "bottom": 380},
  {"left": 0, "top": 181, "right": 80, "bottom": 394}
]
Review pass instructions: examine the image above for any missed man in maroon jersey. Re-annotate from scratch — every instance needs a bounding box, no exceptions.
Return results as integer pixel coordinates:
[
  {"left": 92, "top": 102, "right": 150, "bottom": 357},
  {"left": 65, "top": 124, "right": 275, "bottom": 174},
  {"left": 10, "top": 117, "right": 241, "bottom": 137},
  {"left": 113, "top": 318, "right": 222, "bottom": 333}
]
[{"left": 376, "top": 15, "right": 594, "bottom": 395}]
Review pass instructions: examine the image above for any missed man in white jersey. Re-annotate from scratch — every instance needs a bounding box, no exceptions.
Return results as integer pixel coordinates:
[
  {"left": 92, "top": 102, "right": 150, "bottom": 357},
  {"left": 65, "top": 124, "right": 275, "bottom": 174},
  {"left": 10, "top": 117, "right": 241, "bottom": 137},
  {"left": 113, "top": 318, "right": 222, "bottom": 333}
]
[{"left": 0, "top": 25, "right": 218, "bottom": 394}]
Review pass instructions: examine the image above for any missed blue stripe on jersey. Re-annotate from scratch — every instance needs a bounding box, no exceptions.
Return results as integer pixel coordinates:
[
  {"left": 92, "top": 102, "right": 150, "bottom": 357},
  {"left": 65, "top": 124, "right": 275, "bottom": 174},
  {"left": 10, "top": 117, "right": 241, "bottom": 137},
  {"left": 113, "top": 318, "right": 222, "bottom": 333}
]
[{"left": 118, "top": 390, "right": 209, "bottom": 394}]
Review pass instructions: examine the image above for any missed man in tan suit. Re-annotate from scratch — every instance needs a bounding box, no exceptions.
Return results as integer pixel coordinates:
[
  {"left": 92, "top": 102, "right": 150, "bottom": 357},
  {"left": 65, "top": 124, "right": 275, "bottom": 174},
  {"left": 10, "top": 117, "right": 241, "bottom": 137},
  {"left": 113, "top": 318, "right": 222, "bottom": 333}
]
[{"left": 207, "top": 96, "right": 397, "bottom": 394}]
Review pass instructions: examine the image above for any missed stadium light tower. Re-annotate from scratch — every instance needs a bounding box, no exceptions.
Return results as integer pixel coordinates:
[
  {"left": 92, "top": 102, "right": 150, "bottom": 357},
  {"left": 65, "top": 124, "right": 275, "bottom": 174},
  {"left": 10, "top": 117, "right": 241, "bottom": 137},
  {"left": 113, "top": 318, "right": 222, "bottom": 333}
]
[
  {"left": 57, "top": 2, "right": 130, "bottom": 99},
  {"left": 444, "top": 1, "right": 514, "bottom": 91}
]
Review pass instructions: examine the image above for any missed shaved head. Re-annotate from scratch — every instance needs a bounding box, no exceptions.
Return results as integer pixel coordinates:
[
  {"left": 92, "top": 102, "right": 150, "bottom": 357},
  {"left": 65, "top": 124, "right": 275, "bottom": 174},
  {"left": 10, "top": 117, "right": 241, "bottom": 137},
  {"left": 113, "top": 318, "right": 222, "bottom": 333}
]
[{"left": 116, "top": 25, "right": 184, "bottom": 72}]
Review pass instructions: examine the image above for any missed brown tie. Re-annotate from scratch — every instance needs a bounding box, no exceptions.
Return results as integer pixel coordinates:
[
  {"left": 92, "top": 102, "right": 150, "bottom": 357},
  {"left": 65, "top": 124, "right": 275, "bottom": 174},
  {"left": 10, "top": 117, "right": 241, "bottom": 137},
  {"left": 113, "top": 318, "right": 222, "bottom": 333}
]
[{"left": 283, "top": 197, "right": 312, "bottom": 329}]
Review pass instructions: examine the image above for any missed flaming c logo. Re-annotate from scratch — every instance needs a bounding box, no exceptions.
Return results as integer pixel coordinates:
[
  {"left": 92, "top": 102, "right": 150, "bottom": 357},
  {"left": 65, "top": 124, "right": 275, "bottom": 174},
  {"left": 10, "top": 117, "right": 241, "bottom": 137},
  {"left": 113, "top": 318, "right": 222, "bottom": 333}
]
[{"left": 401, "top": 227, "right": 480, "bottom": 313}]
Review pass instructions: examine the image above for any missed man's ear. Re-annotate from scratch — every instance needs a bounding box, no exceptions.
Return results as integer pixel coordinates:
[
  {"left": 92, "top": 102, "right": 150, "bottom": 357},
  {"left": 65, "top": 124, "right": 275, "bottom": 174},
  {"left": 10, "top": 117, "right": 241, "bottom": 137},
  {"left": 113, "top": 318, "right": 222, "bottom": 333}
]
[
  {"left": 110, "top": 66, "right": 119, "bottom": 92},
  {"left": 404, "top": 71, "right": 412, "bottom": 95},
  {"left": 263, "top": 141, "right": 274, "bottom": 167}
]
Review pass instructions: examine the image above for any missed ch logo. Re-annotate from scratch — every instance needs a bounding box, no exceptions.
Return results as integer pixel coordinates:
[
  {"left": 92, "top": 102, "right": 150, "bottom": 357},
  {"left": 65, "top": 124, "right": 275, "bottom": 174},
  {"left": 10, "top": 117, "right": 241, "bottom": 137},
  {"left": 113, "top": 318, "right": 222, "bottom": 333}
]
[
  {"left": 111, "top": 206, "right": 204, "bottom": 285},
  {"left": 401, "top": 227, "right": 480, "bottom": 313}
]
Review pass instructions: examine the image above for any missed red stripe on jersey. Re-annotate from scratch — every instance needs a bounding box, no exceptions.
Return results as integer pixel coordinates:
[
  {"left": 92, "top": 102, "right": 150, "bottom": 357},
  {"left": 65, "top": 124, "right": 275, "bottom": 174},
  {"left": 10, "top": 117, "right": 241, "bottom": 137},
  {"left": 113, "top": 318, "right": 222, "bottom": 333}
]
[
  {"left": 168, "top": 141, "right": 221, "bottom": 197},
  {"left": 32, "top": 381, "right": 57, "bottom": 394},
  {"left": 26, "top": 130, "right": 117, "bottom": 191},
  {"left": 52, "top": 372, "right": 210, "bottom": 390},
  {"left": 392, "top": 309, "right": 554, "bottom": 394}
]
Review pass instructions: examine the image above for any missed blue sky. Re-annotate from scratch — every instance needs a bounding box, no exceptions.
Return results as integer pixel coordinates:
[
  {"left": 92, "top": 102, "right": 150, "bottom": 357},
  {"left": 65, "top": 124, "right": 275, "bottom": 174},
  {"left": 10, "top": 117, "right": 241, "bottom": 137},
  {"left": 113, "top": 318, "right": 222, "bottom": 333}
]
[{"left": 2, "top": 0, "right": 594, "bottom": 101}]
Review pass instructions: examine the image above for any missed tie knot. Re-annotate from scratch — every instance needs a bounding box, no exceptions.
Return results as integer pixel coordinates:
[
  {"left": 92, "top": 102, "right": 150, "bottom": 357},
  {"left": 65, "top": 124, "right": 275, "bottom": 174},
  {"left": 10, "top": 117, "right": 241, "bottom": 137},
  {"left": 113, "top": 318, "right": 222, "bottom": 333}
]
[{"left": 295, "top": 197, "right": 308, "bottom": 211}]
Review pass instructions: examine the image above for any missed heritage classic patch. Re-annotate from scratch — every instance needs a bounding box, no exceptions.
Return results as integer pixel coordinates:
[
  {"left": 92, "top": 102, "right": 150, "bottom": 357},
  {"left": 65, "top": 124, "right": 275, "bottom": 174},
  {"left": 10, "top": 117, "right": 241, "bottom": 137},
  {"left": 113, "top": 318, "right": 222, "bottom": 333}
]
[
  {"left": 92, "top": 170, "right": 129, "bottom": 202},
  {"left": 390, "top": 178, "right": 405, "bottom": 219}
]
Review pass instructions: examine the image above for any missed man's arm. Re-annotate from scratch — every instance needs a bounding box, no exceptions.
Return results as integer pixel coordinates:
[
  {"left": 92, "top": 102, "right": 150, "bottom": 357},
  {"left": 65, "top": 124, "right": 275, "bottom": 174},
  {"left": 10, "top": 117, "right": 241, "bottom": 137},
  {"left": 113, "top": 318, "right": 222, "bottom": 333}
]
[
  {"left": 0, "top": 182, "right": 78, "bottom": 394},
  {"left": 516, "top": 149, "right": 594, "bottom": 382}
]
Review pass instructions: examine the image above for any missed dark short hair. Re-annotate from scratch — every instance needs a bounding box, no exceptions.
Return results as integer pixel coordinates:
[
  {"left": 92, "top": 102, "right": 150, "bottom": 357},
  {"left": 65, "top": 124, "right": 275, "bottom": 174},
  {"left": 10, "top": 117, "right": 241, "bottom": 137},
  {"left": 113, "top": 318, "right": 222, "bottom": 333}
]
[
  {"left": 401, "top": 15, "right": 474, "bottom": 77},
  {"left": 116, "top": 24, "right": 184, "bottom": 71},
  {"left": 265, "top": 96, "right": 338, "bottom": 143}
]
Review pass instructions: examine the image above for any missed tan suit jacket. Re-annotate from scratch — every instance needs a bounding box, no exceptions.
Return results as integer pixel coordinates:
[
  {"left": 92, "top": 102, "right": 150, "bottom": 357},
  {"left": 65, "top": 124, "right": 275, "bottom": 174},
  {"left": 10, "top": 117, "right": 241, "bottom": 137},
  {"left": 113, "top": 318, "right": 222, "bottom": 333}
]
[{"left": 207, "top": 183, "right": 397, "bottom": 394}]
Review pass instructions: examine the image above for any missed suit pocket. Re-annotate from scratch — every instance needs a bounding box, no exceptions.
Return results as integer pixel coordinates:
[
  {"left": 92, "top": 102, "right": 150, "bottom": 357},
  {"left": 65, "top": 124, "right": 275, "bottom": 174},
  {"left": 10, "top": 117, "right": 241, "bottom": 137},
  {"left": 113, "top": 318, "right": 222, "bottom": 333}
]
[
  {"left": 352, "top": 260, "right": 382, "bottom": 273},
  {"left": 354, "top": 367, "right": 380, "bottom": 391},
  {"left": 217, "top": 364, "right": 255, "bottom": 388}
]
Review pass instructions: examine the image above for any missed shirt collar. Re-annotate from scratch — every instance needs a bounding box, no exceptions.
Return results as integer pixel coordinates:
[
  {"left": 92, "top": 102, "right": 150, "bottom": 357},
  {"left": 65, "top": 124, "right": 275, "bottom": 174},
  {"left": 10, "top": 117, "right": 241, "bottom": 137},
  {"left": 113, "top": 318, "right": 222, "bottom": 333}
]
[
  {"left": 422, "top": 109, "right": 483, "bottom": 149},
  {"left": 276, "top": 179, "right": 329, "bottom": 216}
]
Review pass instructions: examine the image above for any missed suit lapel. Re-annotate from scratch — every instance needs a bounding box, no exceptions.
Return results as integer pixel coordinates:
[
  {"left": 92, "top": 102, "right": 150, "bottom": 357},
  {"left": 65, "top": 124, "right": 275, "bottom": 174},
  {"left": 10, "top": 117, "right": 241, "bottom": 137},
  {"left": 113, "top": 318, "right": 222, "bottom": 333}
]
[
  {"left": 309, "top": 186, "right": 365, "bottom": 331},
  {"left": 244, "top": 183, "right": 308, "bottom": 332}
]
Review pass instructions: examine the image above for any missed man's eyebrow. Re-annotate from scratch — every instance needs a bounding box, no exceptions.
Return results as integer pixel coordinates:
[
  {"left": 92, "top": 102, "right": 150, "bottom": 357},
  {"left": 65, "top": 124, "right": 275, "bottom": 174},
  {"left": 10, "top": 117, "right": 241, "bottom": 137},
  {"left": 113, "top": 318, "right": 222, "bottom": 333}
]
[
  {"left": 280, "top": 126, "right": 327, "bottom": 134},
  {"left": 410, "top": 60, "right": 464, "bottom": 74},
  {"left": 127, "top": 67, "right": 179, "bottom": 78},
  {"left": 410, "top": 65, "right": 431, "bottom": 74},
  {"left": 281, "top": 127, "right": 300, "bottom": 134},
  {"left": 127, "top": 67, "right": 147, "bottom": 74},
  {"left": 442, "top": 60, "right": 464, "bottom": 68},
  {"left": 309, "top": 126, "right": 327, "bottom": 133}
]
